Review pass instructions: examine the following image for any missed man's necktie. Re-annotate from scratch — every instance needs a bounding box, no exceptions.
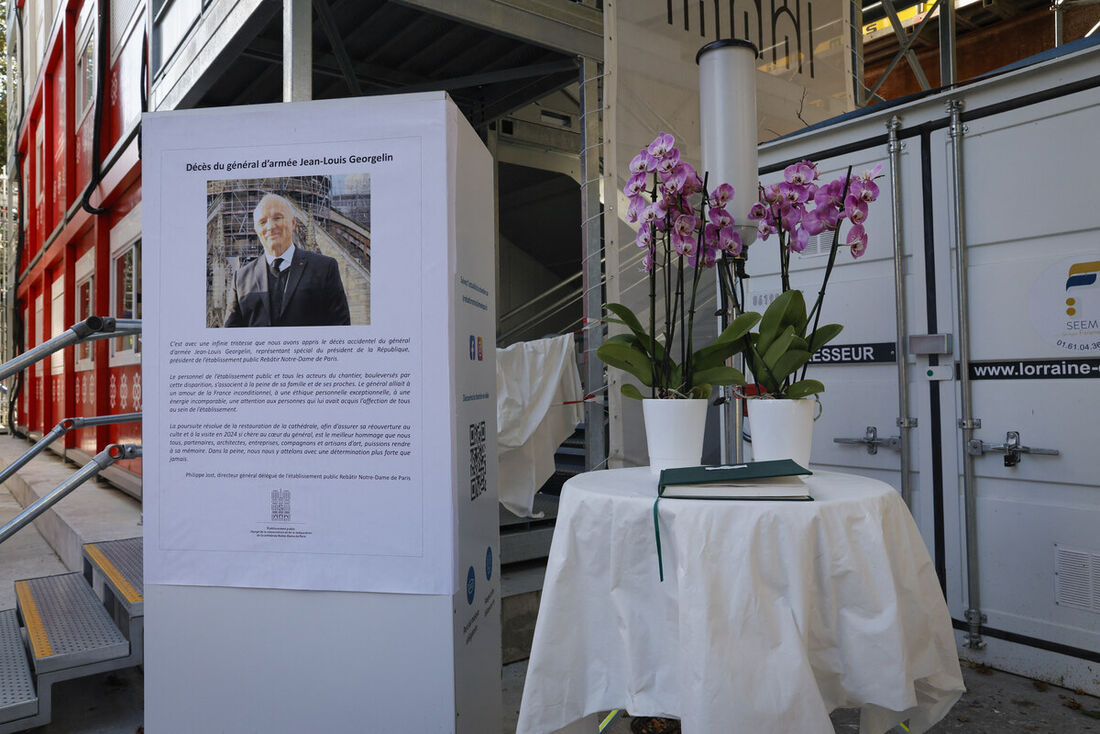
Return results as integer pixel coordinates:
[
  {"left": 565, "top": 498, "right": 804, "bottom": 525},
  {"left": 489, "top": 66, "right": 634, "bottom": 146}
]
[{"left": 270, "top": 257, "right": 285, "bottom": 322}]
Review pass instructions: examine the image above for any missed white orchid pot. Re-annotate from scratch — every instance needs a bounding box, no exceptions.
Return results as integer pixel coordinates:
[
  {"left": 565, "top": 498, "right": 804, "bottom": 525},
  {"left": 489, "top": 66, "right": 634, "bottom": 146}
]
[
  {"left": 748, "top": 397, "right": 816, "bottom": 468},
  {"left": 642, "top": 398, "right": 708, "bottom": 471}
]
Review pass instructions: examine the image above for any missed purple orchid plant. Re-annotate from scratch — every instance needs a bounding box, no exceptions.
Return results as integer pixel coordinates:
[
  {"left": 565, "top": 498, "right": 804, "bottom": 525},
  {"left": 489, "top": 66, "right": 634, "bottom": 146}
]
[
  {"left": 598, "top": 132, "right": 761, "bottom": 400},
  {"left": 723, "top": 160, "right": 884, "bottom": 399}
]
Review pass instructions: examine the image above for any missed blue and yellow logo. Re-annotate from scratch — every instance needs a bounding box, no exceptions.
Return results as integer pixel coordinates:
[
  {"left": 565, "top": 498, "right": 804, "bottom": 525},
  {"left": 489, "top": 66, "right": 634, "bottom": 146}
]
[{"left": 1065, "top": 261, "right": 1100, "bottom": 316}]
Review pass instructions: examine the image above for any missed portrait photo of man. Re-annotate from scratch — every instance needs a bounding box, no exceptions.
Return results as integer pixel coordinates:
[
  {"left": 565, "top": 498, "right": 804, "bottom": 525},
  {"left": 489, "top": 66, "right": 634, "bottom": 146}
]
[
  {"left": 223, "top": 193, "right": 352, "bottom": 327},
  {"left": 207, "top": 175, "right": 372, "bottom": 328}
]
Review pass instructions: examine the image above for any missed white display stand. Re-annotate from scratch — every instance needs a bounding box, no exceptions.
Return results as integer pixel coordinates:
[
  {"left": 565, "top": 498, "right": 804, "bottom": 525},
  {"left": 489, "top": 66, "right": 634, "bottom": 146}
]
[{"left": 142, "top": 93, "right": 500, "bottom": 732}]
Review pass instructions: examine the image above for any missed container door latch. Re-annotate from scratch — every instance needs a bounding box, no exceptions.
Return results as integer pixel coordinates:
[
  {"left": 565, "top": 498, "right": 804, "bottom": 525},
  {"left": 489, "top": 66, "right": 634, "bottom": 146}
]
[
  {"left": 967, "top": 431, "right": 1059, "bottom": 466},
  {"left": 833, "top": 426, "right": 901, "bottom": 455}
]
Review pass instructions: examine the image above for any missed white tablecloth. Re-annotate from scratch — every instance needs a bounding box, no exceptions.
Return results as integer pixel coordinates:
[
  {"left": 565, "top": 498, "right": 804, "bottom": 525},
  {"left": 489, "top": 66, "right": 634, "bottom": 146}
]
[
  {"left": 517, "top": 468, "right": 964, "bottom": 734},
  {"left": 497, "top": 334, "right": 584, "bottom": 517}
]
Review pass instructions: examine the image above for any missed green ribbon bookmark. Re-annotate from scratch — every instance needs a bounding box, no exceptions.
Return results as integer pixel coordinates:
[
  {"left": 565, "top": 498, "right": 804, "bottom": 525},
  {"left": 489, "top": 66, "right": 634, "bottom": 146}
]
[{"left": 653, "top": 497, "right": 665, "bottom": 582}]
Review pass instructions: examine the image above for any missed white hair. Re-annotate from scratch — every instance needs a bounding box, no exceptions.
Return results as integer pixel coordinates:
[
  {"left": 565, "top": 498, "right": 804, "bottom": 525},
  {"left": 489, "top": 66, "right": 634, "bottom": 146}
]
[{"left": 253, "top": 193, "right": 295, "bottom": 223}]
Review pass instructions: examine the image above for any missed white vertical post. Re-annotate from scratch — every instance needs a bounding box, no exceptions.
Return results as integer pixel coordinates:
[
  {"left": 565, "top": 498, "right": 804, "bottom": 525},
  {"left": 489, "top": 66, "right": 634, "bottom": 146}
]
[
  {"left": 697, "top": 39, "right": 759, "bottom": 240},
  {"left": 698, "top": 39, "right": 759, "bottom": 463},
  {"left": 283, "top": 0, "right": 312, "bottom": 102}
]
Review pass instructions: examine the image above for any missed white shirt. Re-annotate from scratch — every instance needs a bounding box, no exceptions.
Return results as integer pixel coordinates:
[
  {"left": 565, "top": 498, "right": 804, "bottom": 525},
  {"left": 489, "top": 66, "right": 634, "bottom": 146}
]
[{"left": 264, "top": 245, "right": 296, "bottom": 272}]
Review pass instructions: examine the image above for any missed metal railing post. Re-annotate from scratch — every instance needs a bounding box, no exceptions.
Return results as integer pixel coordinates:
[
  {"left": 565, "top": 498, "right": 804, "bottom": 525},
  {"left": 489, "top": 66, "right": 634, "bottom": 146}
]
[
  {"left": 0, "top": 317, "right": 141, "bottom": 382},
  {"left": 0, "top": 413, "right": 142, "bottom": 488},
  {"left": 0, "top": 445, "right": 142, "bottom": 546},
  {"left": 580, "top": 56, "right": 606, "bottom": 471},
  {"left": 887, "top": 116, "right": 915, "bottom": 508},
  {"left": 947, "top": 99, "right": 984, "bottom": 649}
]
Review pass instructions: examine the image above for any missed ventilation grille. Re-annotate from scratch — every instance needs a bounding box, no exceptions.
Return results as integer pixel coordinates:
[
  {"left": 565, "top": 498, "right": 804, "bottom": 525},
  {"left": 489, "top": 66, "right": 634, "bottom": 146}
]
[
  {"left": 795, "top": 231, "right": 833, "bottom": 258},
  {"left": 1054, "top": 545, "right": 1100, "bottom": 613}
]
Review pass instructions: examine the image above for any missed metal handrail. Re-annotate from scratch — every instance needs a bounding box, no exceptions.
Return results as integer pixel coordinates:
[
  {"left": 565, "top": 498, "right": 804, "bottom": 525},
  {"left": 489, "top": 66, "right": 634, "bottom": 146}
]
[
  {"left": 0, "top": 413, "right": 142, "bottom": 491},
  {"left": 0, "top": 316, "right": 144, "bottom": 547},
  {"left": 498, "top": 269, "right": 582, "bottom": 324},
  {"left": 0, "top": 316, "right": 142, "bottom": 382},
  {"left": 497, "top": 286, "right": 584, "bottom": 344},
  {"left": 0, "top": 444, "right": 143, "bottom": 546}
]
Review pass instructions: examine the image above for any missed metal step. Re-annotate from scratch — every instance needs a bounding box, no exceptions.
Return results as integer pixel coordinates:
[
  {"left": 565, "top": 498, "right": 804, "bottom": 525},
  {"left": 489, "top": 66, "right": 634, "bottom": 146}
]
[
  {"left": 500, "top": 494, "right": 559, "bottom": 564},
  {"left": 83, "top": 537, "right": 143, "bottom": 618},
  {"left": 0, "top": 610, "right": 36, "bottom": 724},
  {"left": 14, "top": 574, "right": 128, "bottom": 675}
]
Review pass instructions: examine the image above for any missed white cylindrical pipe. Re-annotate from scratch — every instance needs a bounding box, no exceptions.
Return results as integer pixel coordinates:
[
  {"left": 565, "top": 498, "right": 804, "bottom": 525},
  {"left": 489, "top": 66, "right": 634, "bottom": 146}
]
[{"left": 698, "top": 39, "right": 759, "bottom": 242}]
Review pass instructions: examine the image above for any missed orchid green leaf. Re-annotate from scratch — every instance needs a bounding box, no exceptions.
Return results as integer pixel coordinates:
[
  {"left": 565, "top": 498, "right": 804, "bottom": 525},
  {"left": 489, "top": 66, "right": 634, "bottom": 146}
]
[
  {"left": 691, "top": 341, "right": 739, "bottom": 371},
  {"left": 763, "top": 326, "right": 798, "bottom": 368},
  {"left": 597, "top": 341, "right": 653, "bottom": 387},
  {"left": 807, "top": 323, "right": 844, "bottom": 353},
  {"left": 785, "top": 379, "right": 825, "bottom": 399},
  {"left": 757, "top": 290, "right": 807, "bottom": 354},
  {"left": 605, "top": 303, "right": 647, "bottom": 339},
  {"left": 714, "top": 311, "right": 761, "bottom": 344},
  {"left": 621, "top": 383, "right": 645, "bottom": 400},
  {"left": 693, "top": 365, "right": 747, "bottom": 387},
  {"left": 605, "top": 303, "right": 664, "bottom": 359},
  {"left": 770, "top": 350, "right": 812, "bottom": 384}
]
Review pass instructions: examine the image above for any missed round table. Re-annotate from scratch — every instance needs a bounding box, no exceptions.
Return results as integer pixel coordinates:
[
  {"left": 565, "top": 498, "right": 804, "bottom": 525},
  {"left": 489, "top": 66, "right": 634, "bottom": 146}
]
[{"left": 517, "top": 468, "right": 964, "bottom": 734}]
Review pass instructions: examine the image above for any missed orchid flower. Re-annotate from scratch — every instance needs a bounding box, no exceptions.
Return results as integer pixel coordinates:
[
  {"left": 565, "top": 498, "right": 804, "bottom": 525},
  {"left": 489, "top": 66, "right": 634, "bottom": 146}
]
[
  {"left": 845, "top": 195, "right": 869, "bottom": 225},
  {"left": 679, "top": 162, "right": 703, "bottom": 195},
  {"left": 784, "top": 160, "right": 817, "bottom": 186},
  {"left": 673, "top": 231, "right": 696, "bottom": 257},
  {"left": 802, "top": 209, "right": 826, "bottom": 237},
  {"left": 624, "top": 172, "right": 647, "bottom": 198},
  {"left": 860, "top": 163, "right": 883, "bottom": 181},
  {"left": 790, "top": 227, "right": 810, "bottom": 253},
  {"left": 720, "top": 226, "right": 742, "bottom": 255},
  {"left": 851, "top": 177, "right": 880, "bottom": 203},
  {"left": 708, "top": 207, "right": 733, "bottom": 228},
  {"left": 657, "top": 149, "right": 681, "bottom": 176},
  {"left": 780, "top": 204, "right": 803, "bottom": 233},
  {"left": 647, "top": 132, "right": 675, "bottom": 159},
  {"left": 710, "top": 183, "right": 734, "bottom": 207},
  {"left": 673, "top": 213, "right": 698, "bottom": 238},
  {"left": 847, "top": 224, "right": 868, "bottom": 257}
]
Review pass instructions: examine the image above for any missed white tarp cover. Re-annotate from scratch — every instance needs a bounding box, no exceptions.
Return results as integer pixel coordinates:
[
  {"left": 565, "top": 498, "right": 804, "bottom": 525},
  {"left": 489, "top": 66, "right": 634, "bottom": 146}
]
[
  {"left": 497, "top": 334, "right": 583, "bottom": 517},
  {"left": 517, "top": 469, "right": 965, "bottom": 734}
]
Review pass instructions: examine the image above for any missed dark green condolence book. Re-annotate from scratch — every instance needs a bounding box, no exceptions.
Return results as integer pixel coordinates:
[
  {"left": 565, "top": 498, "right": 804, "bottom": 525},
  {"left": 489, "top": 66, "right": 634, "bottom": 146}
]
[{"left": 657, "top": 459, "right": 813, "bottom": 500}]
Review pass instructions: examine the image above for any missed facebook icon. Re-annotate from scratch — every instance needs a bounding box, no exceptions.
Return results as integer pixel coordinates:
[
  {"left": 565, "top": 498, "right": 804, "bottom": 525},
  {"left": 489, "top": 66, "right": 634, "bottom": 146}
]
[{"left": 470, "top": 335, "right": 476, "bottom": 360}]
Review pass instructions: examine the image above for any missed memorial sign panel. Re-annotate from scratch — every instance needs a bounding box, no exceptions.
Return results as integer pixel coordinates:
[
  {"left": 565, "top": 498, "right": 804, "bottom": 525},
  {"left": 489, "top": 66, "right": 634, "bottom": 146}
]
[{"left": 144, "top": 94, "right": 489, "bottom": 595}]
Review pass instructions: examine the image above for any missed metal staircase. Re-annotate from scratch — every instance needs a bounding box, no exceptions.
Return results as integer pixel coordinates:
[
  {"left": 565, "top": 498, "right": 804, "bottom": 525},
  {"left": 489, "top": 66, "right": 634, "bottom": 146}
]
[
  {"left": 0, "top": 316, "right": 145, "bottom": 732},
  {"left": 0, "top": 537, "right": 143, "bottom": 733}
]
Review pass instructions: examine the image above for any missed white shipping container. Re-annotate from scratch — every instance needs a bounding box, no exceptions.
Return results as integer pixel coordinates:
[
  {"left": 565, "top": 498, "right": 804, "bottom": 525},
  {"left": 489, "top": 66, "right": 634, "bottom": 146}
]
[{"left": 749, "top": 38, "right": 1100, "bottom": 693}]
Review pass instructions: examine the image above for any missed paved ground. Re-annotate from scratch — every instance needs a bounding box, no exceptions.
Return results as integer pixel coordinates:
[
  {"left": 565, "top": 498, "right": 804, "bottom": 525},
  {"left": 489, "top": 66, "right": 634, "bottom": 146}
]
[
  {"left": 27, "top": 668, "right": 144, "bottom": 734},
  {"left": 503, "top": 657, "right": 1100, "bottom": 734},
  {"left": 0, "top": 488, "right": 69, "bottom": 609}
]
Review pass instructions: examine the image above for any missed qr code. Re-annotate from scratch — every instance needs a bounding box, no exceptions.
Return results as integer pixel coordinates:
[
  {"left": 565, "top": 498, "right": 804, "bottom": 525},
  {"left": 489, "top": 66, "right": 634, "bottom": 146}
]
[{"left": 469, "top": 421, "right": 487, "bottom": 501}]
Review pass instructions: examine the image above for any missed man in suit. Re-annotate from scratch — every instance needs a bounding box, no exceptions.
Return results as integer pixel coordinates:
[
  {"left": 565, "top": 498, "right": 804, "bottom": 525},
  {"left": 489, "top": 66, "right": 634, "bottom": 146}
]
[{"left": 223, "top": 193, "right": 351, "bottom": 327}]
